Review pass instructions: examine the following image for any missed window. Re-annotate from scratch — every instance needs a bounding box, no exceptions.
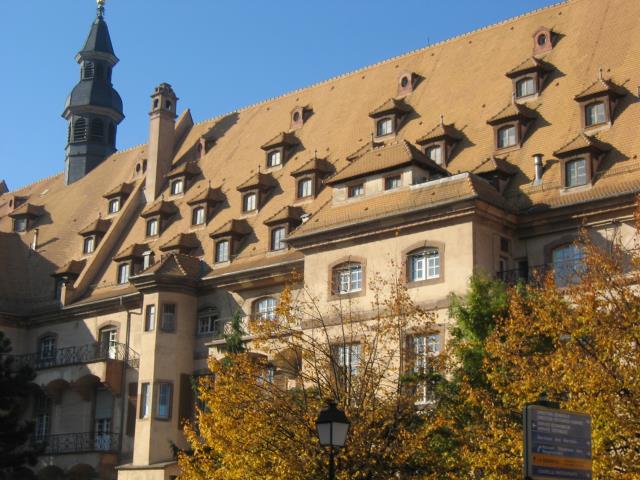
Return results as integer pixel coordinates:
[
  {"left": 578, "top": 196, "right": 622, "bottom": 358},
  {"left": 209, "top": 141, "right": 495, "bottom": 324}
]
[
  {"left": 565, "top": 158, "right": 587, "bottom": 187},
  {"left": 139, "top": 383, "right": 151, "bottom": 419},
  {"left": 271, "top": 226, "right": 286, "bottom": 251},
  {"left": 334, "top": 343, "right": 360, "bottom": 377},
  {"left": 144, "top": 305, "right": 156, "bottom": 332},
  {"left": 83, "top": 236, "right": 96, "bottom": 254},
  {"left": 552, "top": 244, "right": 584, "bottom": 287},
  {"left": 254, "top": 297, "right": 277, "bottom": 321},
  {"left": 38, "top": 336, "right": 56, "bottom": 362},
  {"left": 267, "top": 150, "right": 282, "bottom": 167},
  {"left": 161, "top": 304, "right": 176, "bottom": 332},
  {"left": 215, "top": 239, "right": 230, "bottom": 263},
  {"left": 117, "top": 263, "right": 130, "bottom": 284},
  {"left": 146, "top": 218, "right": 159, "bottom": 237},
  {"left": 34, "top": 395, "right": 51, "bottom": 442},
  {"left": 297, "top": 178, "right": 313, "bottom": 198},
  {"left": 408, "top": 248, "right": 440, "bottom": 282},
  {"left": 54, "top": 279, "right": 64, "bottom": 301},
  {"left": 73, "top": 118, "right": 88, "bottom": 142},
  {"left": 585, "top": 101, "right": 606, "bottom": 127},
  {"left": 198, "top": 311, "right": 220, "bottom": 335},
  {"left": 82, "top": 61, "right": 95, "bottom": 79},
  {"left": 347, "top": 184, "right": 364, "bottom": 198},
  {"left": 426, "top": 145, "right": 442, "bottom": 165},
  {"left": 497, "top": 125, "right": 517, "bottom": 149},
  {"left": 90, "top": 118, "right": 104, "bottom": 141},
  {"left": 156, "top": 383, "right": 172, "bottom": 419},
  {"left": 516, "top": 77, "right": 536, "bottom": 98},
  {"left": 142, "top": 251, "right": 154, "bottom": 270},
  {"left": 243, "top": 192, "right": 257, "bottom": 212},
  {"left": 13, "top": 217, "right": 27, "bottom": 232},
  {"left": 192, "top": 206, "right": 205, "bottom": 226},
  {"left": 170, "top": 178, "right": 184, "bottom": 195},
  {"left": 376, "top": 117, "right": 394, "bottom": 136},
  {"left": 384, "top": 175, "right": 401, "bottom": 190},
  {"left": 410, "top": 333, "right": 440, "bottom": 405},
  {"left": 332, "top": 263, "right": 363, "bottom": 295},
  {"left": 108, "top": 198, "right": 120, "bottom": 214},
  {"left": 99, "top": 327, "right": 118, "bottom": 359}
]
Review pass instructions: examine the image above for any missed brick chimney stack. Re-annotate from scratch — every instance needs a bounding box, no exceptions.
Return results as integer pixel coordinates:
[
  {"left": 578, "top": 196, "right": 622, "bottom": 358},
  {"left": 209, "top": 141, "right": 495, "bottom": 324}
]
[{"left": 146, "top": 83, "right": 177, "bottom": 200}]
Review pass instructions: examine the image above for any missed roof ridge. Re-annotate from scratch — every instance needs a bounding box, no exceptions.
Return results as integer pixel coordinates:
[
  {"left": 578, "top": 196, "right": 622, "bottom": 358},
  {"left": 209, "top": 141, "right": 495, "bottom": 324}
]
[
  {"left": 193, "top": 1, "right": 569, "bottom": 128},
  {"left": 4, "top": 172, "right": 63, "bottom": 196}
]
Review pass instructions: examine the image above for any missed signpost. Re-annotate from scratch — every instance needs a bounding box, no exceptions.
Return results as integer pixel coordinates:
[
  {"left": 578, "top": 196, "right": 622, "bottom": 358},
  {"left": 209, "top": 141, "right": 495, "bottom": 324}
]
[{"left": 524, "top": 405, "right": 592, "bottom": 480}]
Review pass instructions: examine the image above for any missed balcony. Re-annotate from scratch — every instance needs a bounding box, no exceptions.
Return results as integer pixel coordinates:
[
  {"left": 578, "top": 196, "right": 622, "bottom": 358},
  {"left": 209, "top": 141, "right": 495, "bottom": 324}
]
[
  {"left": 34, "top": 431, "right": 121, "bottom": 455},
  {"left": 16, "top": 342, "right": 139, "bottom": 370}
]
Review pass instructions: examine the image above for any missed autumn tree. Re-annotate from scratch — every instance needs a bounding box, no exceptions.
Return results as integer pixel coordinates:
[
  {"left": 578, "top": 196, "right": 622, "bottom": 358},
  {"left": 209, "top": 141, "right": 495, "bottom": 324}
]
[{"left": 178, "top": 274, "right": 457, "bottom": 479}]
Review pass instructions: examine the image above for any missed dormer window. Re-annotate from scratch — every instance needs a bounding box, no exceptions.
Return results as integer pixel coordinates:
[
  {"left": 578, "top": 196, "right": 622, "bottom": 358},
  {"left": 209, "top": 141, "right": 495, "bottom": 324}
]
[
  {"left": 554, "top": 134, "right": 610, "bottom": 189},
  {"left": 108, "top": 198, "right": 120, "bottom": 214},
  {"left": 264, "top": 206, "right": 303, "bottom": 253},
  {"left": 384, "top": 175, "right": 401, "bottom": 190},
  {"left": 13, "top": 217, "right": 27, "bottom": 233},
  {"left": 516, "top": 77, "right": 536, "bottom": 98},
  {"left": 170, "top": 178, "right": 184, "bottom": 196},
  {"left": 348, "top": 184, "right": 364, "bottom": 198},
  {"left": 191, "top": 206, "right": 206, "bottom": 226},
  {"left": 291, "top": 156, "right": 332, "bottom": 201},
  {"left": 142, "top": 251, "right": 154, "bottom": 270},
  {"left": 9, "top": 203, "right": 45, "bottom": 233},
  {"left": 83, "top": 236, "right": 96, "bottom": 254},
  {"left": 270, "top": 226, "right": 286, "bottom": 251},
  {"left": 297, "top": 178, "right": 313, "bottom": 199},
  {"left": 146, "top": 218, "right": 159, "bottom": 237},
  {"left": 242, "top": 192, "right": 257, "bottom": 213},
  {"left": 497, "top": 125, "right": 517, "bottom": 149},
  {"left": 416, "top": 121, "right": 463, "bottom": 168},
  {"left": 585, "top": 101, "right": 606, "bottom": 127},
  {"left": 266, "top": 150, "right": 282, "bottom": 168},
  {"left": 565, "top": 158, "right": 587, "bottom": 188},
  {"left": 117, "top": 263, "right": 130, "bottom": 285},
  {"left": 376, "top": 117, "right": 394, "bottom": 137},
  {"left": 426, "top": 145, "right": 442, "bottom": 164},
  {"left": 214, "top": 239, "right": 230, "bottom": 263},
  {"left": 209, "top": 219, "right": 251, "bottom": 264}
]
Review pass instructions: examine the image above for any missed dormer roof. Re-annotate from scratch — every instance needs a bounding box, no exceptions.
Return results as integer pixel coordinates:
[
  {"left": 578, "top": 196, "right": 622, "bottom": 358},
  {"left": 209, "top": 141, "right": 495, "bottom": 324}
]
[
  {"left": 368, "top": 98, "right": 412, "bottom": 118},
  {"left": 237, "top": 172, "right": 277, "bottom": 192},
  {"left": 78, "top": 218, "right": 111, "bottom": 236},
  {"left": 165, "top": 162, "right": 201, "bottom": 179},
  {"left": 187, "top": 186, "right": 225, "bottom": 206},
  {"left": 209, "top": 219, "right": 252, "bottom": 239},
  {"left": 260, "top": 132, "right": 299, "bottom": 151},
  {"left": 8, "top": 203, "right": 45, "bottom": 219},
  {"left": 159, "top": 232, "right": 200, "bottom": 254},
  {"left": 553, "top": 134, "right": 610, "bottom": 158},
  {"left": 416, "top": 122, "right": 462, "bottom": 145},
  {"left": 131, "top": 253, "right": 204, "bottom": 283},
  {"left": 487, "top": 102, "right": 537, "bottom": 125},
  {"left": 506, "top": 57, "right": 554, "bottom": 78},
  {"left": 103, "top": 182, "right": 134, "bottom": 199},
  {"left": 473, "top": 156, "right": 518, "bottom": 178},
  {"left": 140, "top": 199, "right": 177, "bottom": 218},
  {"left": 290, "top": 157, "right": 333, "bottom": 177},
  {"left": 52, "top": 259, "right": 86, "bottom": 279},
  {"left": 264, "top": 206, "right": 305, "bottom": 227},
  {"left": 574, "top": 78, "right": 626, "bottom": 102},
  {"left": 114, "top": 243, "right": 149, "bottom": 261}
]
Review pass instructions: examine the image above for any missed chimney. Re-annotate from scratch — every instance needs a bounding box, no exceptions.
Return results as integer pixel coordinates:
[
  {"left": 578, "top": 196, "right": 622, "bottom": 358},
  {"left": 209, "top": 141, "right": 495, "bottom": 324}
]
[
  {"left": 533, "top": 154, "right": 544, "bottom": 185},
  {"left": 31, "top": 228, "right": 39, "bottom": 250},
  {"left": 146, "top": 83, "right": 178, "bottom": 200}
]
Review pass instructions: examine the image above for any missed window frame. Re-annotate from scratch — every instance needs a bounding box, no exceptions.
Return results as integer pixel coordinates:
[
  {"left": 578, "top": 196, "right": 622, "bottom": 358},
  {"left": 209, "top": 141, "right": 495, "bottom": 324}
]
[
  {"left": 253, "top": 297, "right": 277, "bottom": 321},
  {"left": 144, "top": 304, "right": 156, "bottom": 332},
  {"left": 146, "top": 217, "right": 160, "bottom": 237},
  {"left": 161, "top": 303, "right": 177, "bottom": 332},
  {"left": 330, "top": 261, "right": 365, "bottom": 297},
  {"left": 297, "top": 177, "right": 314, "bottom": 199},
  {"left": 266, "top": 149, "right": 283, "bottom": 168},
  {"left": 13, "top": 217, "right": 27, "bottom": 233},
  {"left": 384, "top": 175, "right": 402, "bottom": 191},
  {"left": 270, "top": 226, "right": 287, "bottom": 252},
  {"left": 375, "top": 116, "right": 395, "bottom": 137},
  {"left": 155, "top": 382, "right": 173, "bottom": 420},
  {"left": 551, "top": 243, "right": 585, "bottom": 287},
  {"left": 242, "top": 191, "right": 258, "bottom": 213},
  {"left": 406, "top": 331, "right": 441, "bottom": 405},
  {"left": 515, "top": 76, "right": 537, "bottom": 99},
  {"left": 347, "top": 183, "right": 364, "bottom": 199},
  {"left": 214, "top": 238, "right": 230, "bottom": 263},
  {"left": 333, "top": 342, "right": 361, "bottom": 381},
  {"left": 191, "top": 205, "right": 206, "bottom": 226},
  {"left": 139, "top": 383, "right": 151, "bottom": 419},
  {"left": 197, "top": 311, "right": 221, "bottom": 336},
  {"left": 407, "top": 248, "right": 441, "bottom": 283},
  {"left": 117, "top": 263, "right": 130, "bottom": 285},
  {"left": 564, "top": 157, "right": 588, "bottom": 188},
  {"left": 584, "top": 101, "right": 607, "bottom": 128},
  {"left": 170, "top": 178, "right": 184, "bottom": 196},
  {"left": 108, "top": 197, "right": 121, "bottom": 214},
  {"left": 83, "top": 235, "right": 96, "bottom": 254},
  {"left": 496, "top": 124, "right": 518, "bottom": 149}
]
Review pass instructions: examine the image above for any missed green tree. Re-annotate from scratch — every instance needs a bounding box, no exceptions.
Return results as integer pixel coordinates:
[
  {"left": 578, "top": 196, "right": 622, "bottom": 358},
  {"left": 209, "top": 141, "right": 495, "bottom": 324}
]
[{"left": 0, "top": 331, "right": 40, "bottom": 476}]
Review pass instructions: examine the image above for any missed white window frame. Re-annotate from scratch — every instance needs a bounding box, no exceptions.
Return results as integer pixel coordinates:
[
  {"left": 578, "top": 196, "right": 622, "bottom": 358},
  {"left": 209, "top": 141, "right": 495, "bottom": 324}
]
[
  {"left": 140, "top": 383, "right": 151, "bottom": 419},
  {"left": 516, "top": 77, "right": 536, "bottom": 98},
  {"left": 267, "top": 150, "right": 282, "bottom": 167},
  {"left": 198, "top": 312, "right": 221, "bottom": 335},
  {"left": 215, "top": 239, "right": 230, "bottom": 263},
  {"left": 271, "top": 226, "right": 286, "bottom": 251},
  {"left": 412, "top": 333, "right": 440, "bottom": 405},
  {"left": 426, "top": 145, "right": 442, "bottom": 164},
  {"left": 333, "top": 263, "right": 363, "bottom": 294},
  {"left": 335, "top": 343, "right": 360, "bottom": 377},
  {"left": 192, "top": 206, "right": 205, "bottom": 226},
  {"left": 565, "top": 158, "right": 587, "bottom": 188},
  {"left": 108, "top": 197, "right": 120, "bottom": 214},
  {"left": 297, "top": 177, "right": 313, "bottom": 198},
  {"left": 255, "top": 297, "right": 277, "bottom": 321},
  {"left": 409, "top": 249, "right": 440, "bottom": 282},
  {"left": 144, "top": 304, "right": 156, "bottom": 332},
  {"left": 585, "top": 101, "right": 606, "bottom": 127},
  {"left": 170, "top": 178, "right": 184, "bottom": 195},
  {"left": 347, "top": 184, "right": 364, "bottom": 199},
  {"left": 146, "top": 218, "right": 159, "bottom": 237},
  {"left": 117, "top": 263, "right": 130, "bottom": 284},
  {"left": 243, "top": 192, "right": 257, "bottom": 212},
  {"left": 83, "top": 236, "right": 96, "bottom": 254},
  {"left": 376, "top": 117, "right": 394, "bottom": 136},
  {"left": 497, "top": 125, "right": 517, "bottom": 149}
]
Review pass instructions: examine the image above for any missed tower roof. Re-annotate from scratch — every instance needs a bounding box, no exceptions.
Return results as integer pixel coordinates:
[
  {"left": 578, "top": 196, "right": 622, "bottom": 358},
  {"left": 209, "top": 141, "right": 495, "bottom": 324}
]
[{"left": 77, "top": 2, "right": 118, "bottom": 64}]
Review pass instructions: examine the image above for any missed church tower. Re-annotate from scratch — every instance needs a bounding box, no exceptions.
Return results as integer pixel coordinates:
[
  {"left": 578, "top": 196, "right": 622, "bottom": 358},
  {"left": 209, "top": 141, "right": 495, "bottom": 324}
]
[{"left": 62, "top": 0, "right": 124, "bottom": 185}]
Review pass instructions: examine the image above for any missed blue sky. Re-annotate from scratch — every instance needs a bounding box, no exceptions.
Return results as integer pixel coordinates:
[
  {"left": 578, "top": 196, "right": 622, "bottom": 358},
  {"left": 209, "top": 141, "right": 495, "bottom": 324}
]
[{"left": 0, "top": 0, "right": 560, "bottom": 190}]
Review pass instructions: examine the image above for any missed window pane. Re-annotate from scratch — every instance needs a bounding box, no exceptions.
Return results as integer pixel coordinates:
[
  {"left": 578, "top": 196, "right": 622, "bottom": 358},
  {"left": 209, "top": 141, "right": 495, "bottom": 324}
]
[
  {"left": 145, "top": 305, "right": 156, "bottom": 331},
  {"left": 192, "top": 207, "right": 205, "bottom": 225},
  {"left": 256, "top": 297, "right": 277, "bottom": 320},
  {"left": 376, "top": 118, "right": 394, "bottom": 136},
  {"left": 118, "top": 264, "right": 130, "bottom": 284},
  {"left": 108, "top": 198, "right": 120, "bottom": 213},
  {"left": 147, "top": 219, "right": 158, "bottom": 236},
  {"left": 426, "top": 145, "right": 442, "bottom": 164},
  {"left": 156, "top": 383, "right": 172, "bottom": 419},
  {"left": 498, "top": 126, "right": 517, "bottom": 148},
  {"left": 271, "top": 227, "right": 286, "bottom": 251},
  {"left": 84, "top": 236, "right": 95, "bottom": 254},
  {"left": 516, "top": 77, "right": 536, "bottom": 98},
  {"left": 243, "top": 193, "right": 257, "bottom": 212},
  {"left": 586, "top": 102, "right": 606, "bottom": 126},
  {"left": 14, "top": 217, "right": 27, "bottom": 232},
  {"left": 553, "top": 244, "right": 584, "bottom": 286},
  {"left": 385, "top": 176, "right": 401, "bottom": 190},
  {"left": 267, "top": 150, "right": 282, "bottom": 167},
  {"left": 334, "top": 263, "right": 363, "bottom": 294},
  {"left": 215, "top": 240, "right": 229, "bottom": 262},
  {"left": 565, "top": 159, "right": 587, "bottom": 187},
  {"left": 348, "top": 184, "right": 364, "bottom": 198},
  {"left": 162, "top": 304, "right": 176, "bottom": 331},
  {"left": 171, "top": 179, "right": 184, "bottom": 195},
  {"left": 140, "top": 383, "right": 150, "bottom": 418},
  {"left": 298, "top": 178, "right": 312, "bottom": 198}
]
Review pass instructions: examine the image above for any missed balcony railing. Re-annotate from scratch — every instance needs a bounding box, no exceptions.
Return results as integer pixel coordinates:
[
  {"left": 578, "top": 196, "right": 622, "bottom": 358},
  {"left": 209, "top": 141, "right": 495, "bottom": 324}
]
[
  {"left": 16, "top": 342, "right": 139, "bottom": 370},
  {"left": 34, "top": 431, "right": 121, "bottom": 455}
]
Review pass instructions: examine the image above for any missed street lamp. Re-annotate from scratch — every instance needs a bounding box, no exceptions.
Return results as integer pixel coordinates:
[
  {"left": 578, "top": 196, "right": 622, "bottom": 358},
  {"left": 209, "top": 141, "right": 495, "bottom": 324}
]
[{"left": 316, "top": 399, "right": 350, "bottom": 480}]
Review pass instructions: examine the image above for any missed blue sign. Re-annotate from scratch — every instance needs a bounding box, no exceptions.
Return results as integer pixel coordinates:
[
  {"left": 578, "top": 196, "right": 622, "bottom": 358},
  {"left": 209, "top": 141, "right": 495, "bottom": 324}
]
[{"left": 524, "top": 405, "right": 592, "bottom": 480}]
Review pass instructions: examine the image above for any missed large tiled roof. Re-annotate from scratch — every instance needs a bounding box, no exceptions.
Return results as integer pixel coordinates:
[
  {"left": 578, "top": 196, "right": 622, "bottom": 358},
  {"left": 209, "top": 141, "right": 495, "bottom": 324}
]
[{"left": 2, "top": 0, "right": 640, "bottom": 312}]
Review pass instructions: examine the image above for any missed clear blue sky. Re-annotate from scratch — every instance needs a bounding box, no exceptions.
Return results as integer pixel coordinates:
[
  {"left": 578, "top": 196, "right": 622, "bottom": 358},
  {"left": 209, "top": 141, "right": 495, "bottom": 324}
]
[{"left": 0, "top": 0, "right": 560, "bottom": 190}]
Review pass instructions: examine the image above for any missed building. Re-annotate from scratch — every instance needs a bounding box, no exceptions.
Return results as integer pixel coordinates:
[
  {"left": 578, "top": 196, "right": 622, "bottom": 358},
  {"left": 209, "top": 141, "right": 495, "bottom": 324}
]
[{"left": 1, "top": 0, "right": 639, "bottom": 478}]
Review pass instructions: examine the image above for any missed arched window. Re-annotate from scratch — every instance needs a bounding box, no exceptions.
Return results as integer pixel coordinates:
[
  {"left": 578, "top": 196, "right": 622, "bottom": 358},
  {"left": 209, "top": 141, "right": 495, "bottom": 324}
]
[
  {"left": 82, "top": 61, "right": 95, "bottom": 80},
  {"left": 90, "top": 118, "right": 104, "bottom": 142},
  {"left": 585, "top": 101, "right": 606, "bottom": 127},
  {"left": 552, "top": 244, "right": 584, "bottom": 287},
  {"left": 73, "top": 118, "right": 88, "bottom": 142},
  {"left": 376, "top": 117, "right": 394, "bottom": 137},
  {"left": 254, "top": 297, "right": 277, "bottom": 321},
  {"left": 497, "top": 125, "right": 517, "bottom": 149},
  {"left": 108, "top": 123, "right": 117, "bottom": 147},
  {"left": 407, "top": 248, "right": 440, "bottom": 282},
  {"left": 332, "top": 262, "right": 363, "bottom": 295},
  {"left": 515, "top": 77, "right": 536, "bottom": 98}
]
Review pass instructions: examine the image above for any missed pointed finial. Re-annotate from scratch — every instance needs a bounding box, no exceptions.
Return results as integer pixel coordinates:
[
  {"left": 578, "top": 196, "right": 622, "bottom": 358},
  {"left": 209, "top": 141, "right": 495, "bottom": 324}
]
[
  {"left": 440, "top": 114, "right": 445, "bottom": 126},
  {"left": 598, "top": 67, "right": 604, "bottom": 81},
  {"left": 208, "top": 179, "right": 211, "bottom": 188},
  {"left": 511, "top": 92, "right": 516, "bottom": 105},
  {"left": 314, "top": 149, "right": 318, "bottom": 160},
  {"left": 370, "top": 132, "right": 375, "bottom": 146},
  {"left": 97, "top": 0, "right": 106, "bottom": 18}
]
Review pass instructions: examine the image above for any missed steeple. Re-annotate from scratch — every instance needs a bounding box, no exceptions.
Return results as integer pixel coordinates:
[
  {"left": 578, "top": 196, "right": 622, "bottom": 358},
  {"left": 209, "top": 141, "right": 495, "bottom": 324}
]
[{"left": 62, "top": 0, "right": 124, "bottom": 185}]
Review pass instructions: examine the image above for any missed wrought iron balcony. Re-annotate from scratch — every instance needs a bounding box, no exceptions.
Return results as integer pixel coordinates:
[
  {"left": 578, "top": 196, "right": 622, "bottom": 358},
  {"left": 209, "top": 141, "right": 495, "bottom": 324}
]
[
  {"left": 16, "top": 342, "right": 139, "bottom": 370},
  {"left": 33, "top": 431, "right": 121, "bottom": 455}
]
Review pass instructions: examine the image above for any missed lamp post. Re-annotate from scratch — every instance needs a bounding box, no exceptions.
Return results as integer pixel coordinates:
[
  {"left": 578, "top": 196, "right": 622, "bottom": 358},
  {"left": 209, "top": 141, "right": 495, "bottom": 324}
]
[{"left": 316, "top": 399, "right": 350, "bottom": 480}]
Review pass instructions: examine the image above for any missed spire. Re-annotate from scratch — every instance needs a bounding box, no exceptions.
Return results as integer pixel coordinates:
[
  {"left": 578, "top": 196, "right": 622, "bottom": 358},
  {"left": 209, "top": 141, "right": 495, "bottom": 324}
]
[
  {"left": 78, "top": 0, "right": 117, "bottom": 63},
  {"left": 97, "top": 0, "right": 105, "bottom": 19}
]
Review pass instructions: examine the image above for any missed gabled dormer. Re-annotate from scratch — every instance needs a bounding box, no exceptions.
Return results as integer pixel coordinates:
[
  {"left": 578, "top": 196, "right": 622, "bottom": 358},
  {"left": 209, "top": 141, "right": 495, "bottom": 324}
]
[
  {"left": 369, "top": 98, "right": 412, "bottom": 139},
  {"left": 78, "top": 217, "right": 111, "bottom": 254},
  {"left": 264, "top": 206, "right": 305, "bottom": 252},
  {"left": 209, "top": 219, "right": 252, "bottom": 264},
  {"left": 51, "top": 259, "right": 86, "bottom": 304},
  {"left": 140, "top": 199, "right": 177, "bottom": 238},
  {"left": 290, "top": 156, "right": 333, "bottom": 201},
  {"left": 261, "top": 132, "right": 299, "bottom": 169},
  {"left": 487, "top": 102, "right": 537, "bottom": 151},
  {"left": 187, "top": 186, "right": 225, "bottom": 227},
  {"left": 165, "top": 162, "right": 201, "bottom": 197},
  {"left": 553, "top": 134, "right": 610, "bottom": 189},
  {"left": 415, "top": 120, "right": 463, "bottom": 167},
  {"left": 114, "top": 243, "right": 149, "bottom": 283},
  {"left": 159, "top": 232, "right": 200, "bottom": 256},
  {"left": 9, "top": 203, "right": 45, "bottom": 233},
  {"left": 506, "top": 57, "right": 554, "bottom": 101},
  {"left": 472, "top": 157, "right": 518, "bottom": 194},
  {"left": 103, "top": 182, "right": 133, "bottom": 215},
  {"left": 574, "top": 75, "right": 626, "bottom": 132},
  {"left": 198, "top": 130, "right": 217, "bottom": 159},
  {"left": 237, "top": 172, "right": 277, "bottom": 214}
]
